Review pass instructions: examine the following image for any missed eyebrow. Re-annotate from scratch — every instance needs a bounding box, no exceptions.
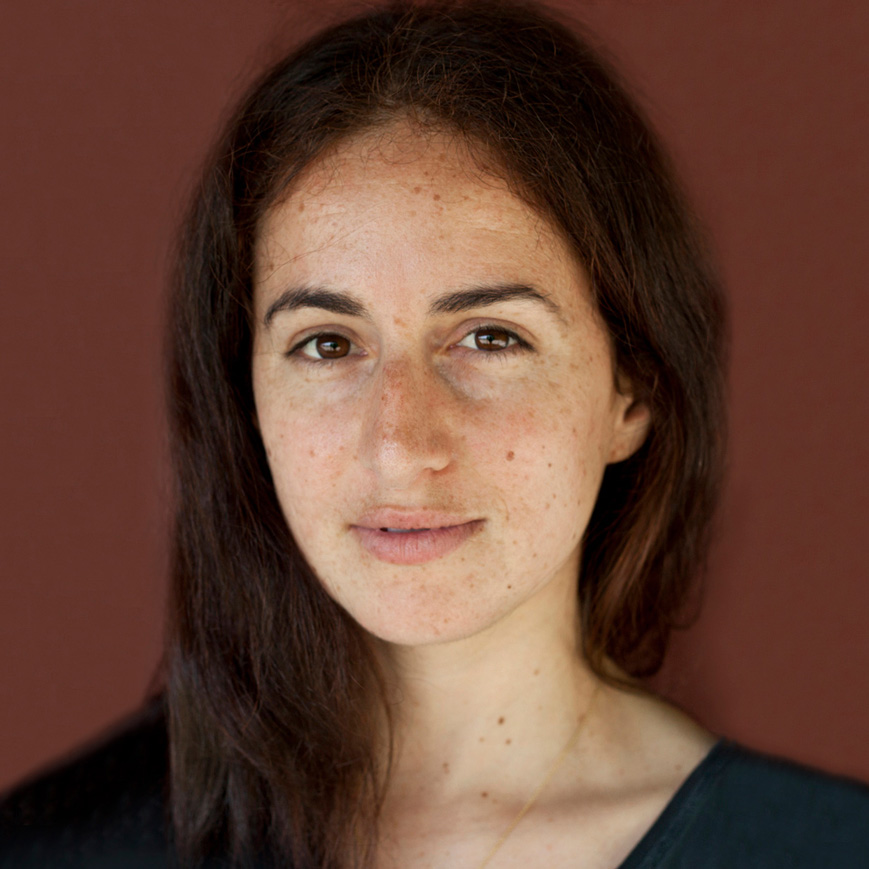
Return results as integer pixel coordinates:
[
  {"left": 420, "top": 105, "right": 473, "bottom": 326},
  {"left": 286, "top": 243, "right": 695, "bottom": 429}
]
[
  {"left": 263, "top": 286, "right": 368, "bottom": 325},
  {"left": 429, "top": 284, "right": 560, "bottom": 316},
  {"left": 262, "top": 282, "right": 560, "bottom": 326}
]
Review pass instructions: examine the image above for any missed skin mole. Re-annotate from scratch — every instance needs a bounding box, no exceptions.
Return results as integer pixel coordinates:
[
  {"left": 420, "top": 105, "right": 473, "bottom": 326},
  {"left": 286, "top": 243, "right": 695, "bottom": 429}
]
[{"left": 506, "top": 451, "right": 515, "bottom": 461}]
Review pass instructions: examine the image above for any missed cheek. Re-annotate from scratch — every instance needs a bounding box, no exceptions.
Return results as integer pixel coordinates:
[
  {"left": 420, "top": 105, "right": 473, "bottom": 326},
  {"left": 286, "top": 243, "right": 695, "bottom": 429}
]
[
  {"left": 467, "top": 392, "right": 606, "bottom": 541},
  {"left": 258, "top": 394, "right": 358, "bottom": 525}
]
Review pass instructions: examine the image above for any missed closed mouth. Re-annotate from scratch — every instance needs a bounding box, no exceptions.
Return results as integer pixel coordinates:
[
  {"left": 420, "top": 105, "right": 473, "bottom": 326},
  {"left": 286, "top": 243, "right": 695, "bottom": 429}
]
[{"left": 351, "top": 519, "right": 483, "bottom": 564}]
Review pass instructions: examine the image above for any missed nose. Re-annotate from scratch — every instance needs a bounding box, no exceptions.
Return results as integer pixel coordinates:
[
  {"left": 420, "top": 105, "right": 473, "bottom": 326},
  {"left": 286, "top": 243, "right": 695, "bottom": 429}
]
[{"left": 358, "top": 357, "right": 454, "bottom": 488}]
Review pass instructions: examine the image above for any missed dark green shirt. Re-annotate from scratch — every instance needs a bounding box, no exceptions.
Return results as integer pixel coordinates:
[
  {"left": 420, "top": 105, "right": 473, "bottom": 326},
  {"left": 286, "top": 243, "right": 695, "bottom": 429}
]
[{"left": 3, "top": 702, "right": 869, "bottom": 867}]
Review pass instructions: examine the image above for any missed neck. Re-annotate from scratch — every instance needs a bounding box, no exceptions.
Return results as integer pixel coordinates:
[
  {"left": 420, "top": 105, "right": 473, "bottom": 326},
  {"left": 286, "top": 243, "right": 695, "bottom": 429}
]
[{"left": 377, "top": 579, "right": 599, "bottom": 802}]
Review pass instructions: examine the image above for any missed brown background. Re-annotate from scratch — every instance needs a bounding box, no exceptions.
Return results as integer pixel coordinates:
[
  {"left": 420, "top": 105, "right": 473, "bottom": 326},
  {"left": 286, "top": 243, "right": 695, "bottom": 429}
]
[{"left": 1, "top": 0, "right": 867, "bottom": 792}]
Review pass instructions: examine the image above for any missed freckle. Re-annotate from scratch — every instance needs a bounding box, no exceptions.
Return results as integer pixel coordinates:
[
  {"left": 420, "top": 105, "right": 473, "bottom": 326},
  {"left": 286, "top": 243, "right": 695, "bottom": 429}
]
[
  {"left": 547, "top": 462, "right": 552, "bottom": 468},
  {"left": 442, "top": 762, "right": 450, "bottom": 773},
  {"left": 479, "top": 737, "right": 485, "bottom": 743},
  {"left": 505, "top": 739, "right": 511, "bottom": 745},
  {"left": 498, "top": 717, "right": 505, "bottom": 725},
  {"left": 545, "top": 503, "right": 550, "bottom": 510},
  {"left": 506, "top": 451, "right": 514, "bottom": 461},
  {"left": 433, "top": 193, "right": 441, "bottom": 201},
  {"left": 309, "top": 449, "right": 316, "bottom": 457},
  {"left": 413, "top": 186, "right": 421, "bottom": 194},
  {"left": 507, "top": 584, "right": 512, "bottom": 589},
  {"left": 481, "top": 792, "right": 488, "bottom": 798},
  {"left": 532, "top": 551, "right": 537, "bottom": 558},
  {"left": 534, "top": 669, "right": 540, "bottom": 676},
  {"left": 297, "top": 202, "right": 305, "bottom": 213},
  {"left": 552, "top": 493, "right": 557, "bottom": 500}
]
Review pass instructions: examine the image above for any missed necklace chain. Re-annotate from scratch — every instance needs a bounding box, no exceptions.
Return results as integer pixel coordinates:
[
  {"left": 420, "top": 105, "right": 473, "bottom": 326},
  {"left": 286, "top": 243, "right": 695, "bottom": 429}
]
[{"left": 476, "top": 688, "right": 598, "bottom": 869}]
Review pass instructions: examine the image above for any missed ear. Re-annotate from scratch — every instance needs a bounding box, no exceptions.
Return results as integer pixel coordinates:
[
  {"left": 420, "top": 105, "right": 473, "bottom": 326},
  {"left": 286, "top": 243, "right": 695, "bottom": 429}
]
[{"left": 607, "top": 379, "right": 651, "bottom": 464}]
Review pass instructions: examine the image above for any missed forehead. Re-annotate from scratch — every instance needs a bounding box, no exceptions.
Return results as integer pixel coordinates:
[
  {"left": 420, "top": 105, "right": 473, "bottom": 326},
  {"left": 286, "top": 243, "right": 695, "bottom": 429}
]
[{"left": 253, "top": 123, "right": 592, "bottom": 320}]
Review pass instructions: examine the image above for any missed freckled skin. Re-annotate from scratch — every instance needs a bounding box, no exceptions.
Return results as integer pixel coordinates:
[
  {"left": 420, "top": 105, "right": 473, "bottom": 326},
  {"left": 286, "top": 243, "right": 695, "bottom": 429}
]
[{"left": 251, "top": 124, "right": 648, "bottom": 648}]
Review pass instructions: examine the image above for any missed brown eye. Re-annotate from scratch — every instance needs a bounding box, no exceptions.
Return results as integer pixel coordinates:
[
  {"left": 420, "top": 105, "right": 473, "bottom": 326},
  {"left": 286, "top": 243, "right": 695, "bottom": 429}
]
[
  {"left": 474, "top": 328, "right": 512, "bottom": 351},
  {"left": 311, "top": 334, "right": 351, "bottom": 359}
]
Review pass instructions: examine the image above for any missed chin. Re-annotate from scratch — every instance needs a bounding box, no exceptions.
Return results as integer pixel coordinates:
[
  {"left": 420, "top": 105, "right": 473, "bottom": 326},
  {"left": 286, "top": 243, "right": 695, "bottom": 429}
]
[
  {"left": 325, "top": 571, "right": 510, "bottom": 649},
  {"left": 360, "top": 612, "right": 496, "bottom": 648}
]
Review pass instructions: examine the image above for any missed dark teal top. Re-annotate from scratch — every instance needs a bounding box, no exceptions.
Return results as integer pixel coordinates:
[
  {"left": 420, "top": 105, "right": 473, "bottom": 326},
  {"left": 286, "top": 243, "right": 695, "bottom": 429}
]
[{"left": 2, "top": 701, "right": 869, "bottom": 867}]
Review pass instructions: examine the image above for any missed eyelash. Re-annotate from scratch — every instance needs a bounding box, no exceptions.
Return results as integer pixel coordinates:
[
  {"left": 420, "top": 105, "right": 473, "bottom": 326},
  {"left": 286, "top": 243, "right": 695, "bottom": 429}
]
[
  {"left": 287, "top": 332, "right": 358, "bottom": 364},
  {"left": 454, "top": 324, "right": 532, "bottom": 356},
  {"left": 287, "top": 324, "right": 533, "bottom": 363}
]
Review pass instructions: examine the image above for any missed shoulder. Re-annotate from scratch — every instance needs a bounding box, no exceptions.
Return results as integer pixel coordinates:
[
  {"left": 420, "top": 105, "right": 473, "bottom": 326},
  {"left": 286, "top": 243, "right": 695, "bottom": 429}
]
[
  {"left": 0, "top": 698, "right": 176, "bottom": 869},
  {"left": 630, "top": 740, "right": 869, "bottom": 869},
  {"left": 709, "top": 741, "right": 869, "bottom": 811}
]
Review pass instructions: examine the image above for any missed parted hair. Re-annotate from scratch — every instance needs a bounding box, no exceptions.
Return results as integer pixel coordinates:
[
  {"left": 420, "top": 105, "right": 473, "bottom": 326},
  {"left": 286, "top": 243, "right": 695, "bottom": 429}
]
[{"left": 165, "top": 1, "right": 727, "bottom": 865}]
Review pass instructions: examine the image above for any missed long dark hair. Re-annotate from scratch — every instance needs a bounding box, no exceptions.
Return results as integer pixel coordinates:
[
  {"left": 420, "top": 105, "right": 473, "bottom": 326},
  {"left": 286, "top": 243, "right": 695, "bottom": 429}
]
[{"left": 166, "top": 1, "right": 727, "bottom": 865}]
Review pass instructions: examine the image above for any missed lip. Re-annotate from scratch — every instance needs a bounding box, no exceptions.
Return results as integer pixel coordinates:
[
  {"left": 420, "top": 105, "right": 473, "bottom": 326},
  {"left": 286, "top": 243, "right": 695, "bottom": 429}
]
[{"left": 351, "top": 510, "right": 483, "bottom": 565}]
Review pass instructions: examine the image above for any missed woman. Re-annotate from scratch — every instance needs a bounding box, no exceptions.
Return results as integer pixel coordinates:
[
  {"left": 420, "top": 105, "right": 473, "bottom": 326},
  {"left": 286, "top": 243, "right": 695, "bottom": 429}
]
[{"left": 2, "top": 1, "right": 867, "bottom": 867}]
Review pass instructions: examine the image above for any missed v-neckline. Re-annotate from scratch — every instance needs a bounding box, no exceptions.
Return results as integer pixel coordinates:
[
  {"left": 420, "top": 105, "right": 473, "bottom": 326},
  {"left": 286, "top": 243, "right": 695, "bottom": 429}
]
[{"left": 615, "top": 738, "right": 729, "bottom": 869}]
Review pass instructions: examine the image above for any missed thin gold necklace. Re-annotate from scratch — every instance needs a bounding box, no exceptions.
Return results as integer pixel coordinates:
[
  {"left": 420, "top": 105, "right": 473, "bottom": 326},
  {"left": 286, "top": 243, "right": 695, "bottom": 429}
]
[{"left": 476, "top": 688, "right": 598, "bottom": 869}]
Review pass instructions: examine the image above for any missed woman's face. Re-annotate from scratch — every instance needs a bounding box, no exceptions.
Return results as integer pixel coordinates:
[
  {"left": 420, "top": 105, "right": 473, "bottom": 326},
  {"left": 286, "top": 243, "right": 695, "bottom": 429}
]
[{"left": 252, "top": 128, "right": 648, "bottom": 648}]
